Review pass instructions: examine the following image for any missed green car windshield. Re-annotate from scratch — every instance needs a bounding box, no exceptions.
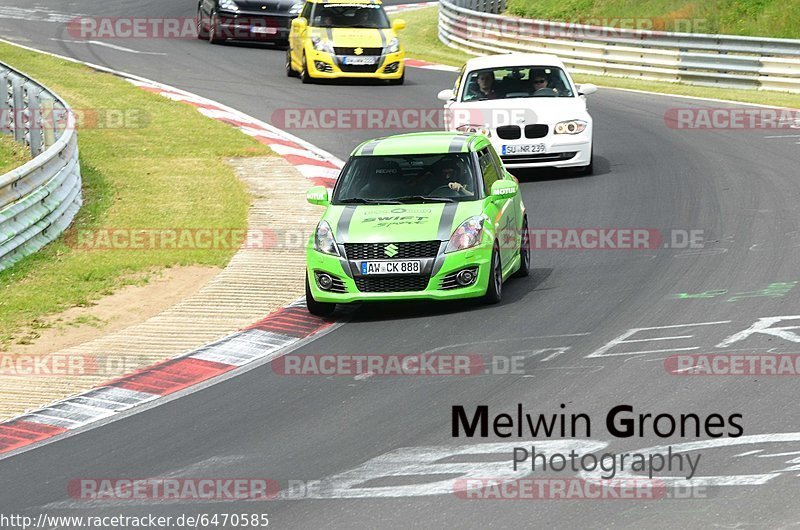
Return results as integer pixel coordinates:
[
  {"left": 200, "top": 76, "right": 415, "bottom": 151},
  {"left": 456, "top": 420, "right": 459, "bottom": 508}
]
[{"left": 332, "top": 154, "right": 479, "bottom": 205}]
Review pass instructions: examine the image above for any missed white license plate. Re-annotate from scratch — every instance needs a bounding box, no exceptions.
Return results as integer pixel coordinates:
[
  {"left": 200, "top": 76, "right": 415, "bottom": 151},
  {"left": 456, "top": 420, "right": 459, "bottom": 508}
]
[
  {"left": 343, "top": 56, "right": 377, "bottom": 65},
  {"left": 251, "top": 27, "right": 277, "bottom": 34},
  {"left": 360, "top": 260, "right": 421, "bottom": 275},
  {"left": 503, "top": 143, "right": 546, "bottom": 155}
]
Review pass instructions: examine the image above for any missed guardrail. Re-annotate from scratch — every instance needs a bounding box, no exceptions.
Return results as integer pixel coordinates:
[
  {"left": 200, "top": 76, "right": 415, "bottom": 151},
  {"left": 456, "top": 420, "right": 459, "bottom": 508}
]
[
  {"left": 439, "top": 0, "right": 800, "bottom": 93},
  {"left": 0, "top": 61, "right": 82, "bottom": 272}
]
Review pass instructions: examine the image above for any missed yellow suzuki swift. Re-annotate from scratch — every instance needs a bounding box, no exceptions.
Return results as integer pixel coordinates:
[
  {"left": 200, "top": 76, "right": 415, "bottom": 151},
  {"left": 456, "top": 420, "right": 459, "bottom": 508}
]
[{"left": 286, "top": 0, "right": 406, "bottom": 84}]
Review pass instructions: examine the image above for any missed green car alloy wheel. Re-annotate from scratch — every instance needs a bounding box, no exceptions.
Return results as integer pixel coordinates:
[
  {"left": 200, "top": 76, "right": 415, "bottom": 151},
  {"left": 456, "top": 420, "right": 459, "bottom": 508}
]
[{"left": 304, "top": 131, "right": 528, "bottom": 316}]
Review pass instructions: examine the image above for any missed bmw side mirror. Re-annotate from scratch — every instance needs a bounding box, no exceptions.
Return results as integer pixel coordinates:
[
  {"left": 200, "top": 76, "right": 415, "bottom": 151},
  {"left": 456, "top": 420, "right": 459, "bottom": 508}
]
[
  {"left": 578, "top": 84, "right": 598, "bottom": 96},
  {"left": 437, "top": 89, "right": 455, "bottom": 101},
  {"left": 490, "top": 179, "right": 518, "bottom": 201},
  {"left": 306, "top": 186, "right": 329, "bottom": 206}
]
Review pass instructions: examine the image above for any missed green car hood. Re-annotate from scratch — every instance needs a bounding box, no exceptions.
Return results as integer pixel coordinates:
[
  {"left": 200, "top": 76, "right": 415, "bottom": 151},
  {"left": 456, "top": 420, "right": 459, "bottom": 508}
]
[{"left": 323, "top": 202, "right": 486, "bottom": 243}]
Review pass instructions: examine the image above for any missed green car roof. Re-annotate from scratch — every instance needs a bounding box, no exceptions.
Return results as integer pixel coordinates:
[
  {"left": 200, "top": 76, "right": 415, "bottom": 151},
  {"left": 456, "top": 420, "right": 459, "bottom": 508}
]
[{"left": 352, "top": 132, "right": 491, "bottom": 157}]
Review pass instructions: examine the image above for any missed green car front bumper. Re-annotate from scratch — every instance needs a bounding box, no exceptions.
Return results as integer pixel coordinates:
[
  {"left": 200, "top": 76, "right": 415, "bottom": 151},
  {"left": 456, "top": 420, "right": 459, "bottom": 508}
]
[{"left": 306, "top": 242, "right": 493, "bottom": 304}]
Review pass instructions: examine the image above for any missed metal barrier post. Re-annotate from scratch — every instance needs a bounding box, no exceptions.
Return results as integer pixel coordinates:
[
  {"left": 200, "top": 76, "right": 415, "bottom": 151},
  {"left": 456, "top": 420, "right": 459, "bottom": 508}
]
[
  {"left": 28, "top": 88, "right": 43, "bottom": 157},
  {"left": 0, "top": 70, "right": 10, "bottom": 136},
  {"left": 40, "top": 97, "right": 56, "bottom": 148},
  {"left": 11, "top": 76, "right": 24, "bottom": 143}
]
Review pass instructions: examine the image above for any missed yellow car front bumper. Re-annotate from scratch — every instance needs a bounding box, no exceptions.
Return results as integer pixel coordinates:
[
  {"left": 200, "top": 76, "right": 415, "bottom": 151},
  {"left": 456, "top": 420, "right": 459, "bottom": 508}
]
[{"left": 305, "top": 48, "right": 405, "bottom": 80}]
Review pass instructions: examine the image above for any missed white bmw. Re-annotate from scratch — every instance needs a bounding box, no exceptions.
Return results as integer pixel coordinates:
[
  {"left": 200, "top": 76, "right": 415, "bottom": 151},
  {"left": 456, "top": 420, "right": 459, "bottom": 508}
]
[{"left": 438, "top": 53, "right": 597, "bottom": 174}]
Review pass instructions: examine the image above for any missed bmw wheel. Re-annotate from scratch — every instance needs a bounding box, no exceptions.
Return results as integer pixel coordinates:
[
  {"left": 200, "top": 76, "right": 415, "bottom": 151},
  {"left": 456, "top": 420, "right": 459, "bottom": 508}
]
[{"left": 578, "top": 145, "right": 594, "bottom": 176}]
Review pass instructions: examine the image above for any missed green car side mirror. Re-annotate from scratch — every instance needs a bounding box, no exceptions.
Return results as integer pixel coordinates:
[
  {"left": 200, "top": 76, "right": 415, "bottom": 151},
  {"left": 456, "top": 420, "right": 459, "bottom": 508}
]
[
  {"left": 490, "top": 179, "right": 518, "bottom": 202},
  {"left": 306, "top": 186, "right": 329, "bottom": 206}
]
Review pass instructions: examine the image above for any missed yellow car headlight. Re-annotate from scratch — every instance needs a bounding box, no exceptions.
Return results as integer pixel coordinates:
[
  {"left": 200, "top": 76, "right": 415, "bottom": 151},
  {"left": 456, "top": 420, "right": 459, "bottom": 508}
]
[
  {"left": 384, "top": 37, "right": 400, "bottom": 54},
  {"left": 311, "top": 37, "right": 335, "bottom": 54}
]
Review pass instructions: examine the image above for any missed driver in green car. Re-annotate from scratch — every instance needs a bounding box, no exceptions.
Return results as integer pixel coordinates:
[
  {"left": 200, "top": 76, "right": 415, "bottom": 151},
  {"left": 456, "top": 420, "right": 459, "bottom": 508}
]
[{"left": 427, "top": 158, "right": 473, "bottom": 196}]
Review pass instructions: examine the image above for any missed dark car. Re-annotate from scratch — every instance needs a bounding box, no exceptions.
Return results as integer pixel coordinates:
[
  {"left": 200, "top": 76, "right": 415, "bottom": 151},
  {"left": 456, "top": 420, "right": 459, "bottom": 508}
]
[{"left": 197, "top": 0, "right": 302, "bottom": 45}]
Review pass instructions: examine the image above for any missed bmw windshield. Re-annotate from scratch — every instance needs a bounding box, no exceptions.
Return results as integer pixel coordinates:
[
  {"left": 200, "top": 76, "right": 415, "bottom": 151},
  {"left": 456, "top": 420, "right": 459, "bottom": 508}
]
[
  {"left": 332, "top": 154, "right": 480, "bottom": 204},
  {"left": 461, "top": 66, "right": 575, "bottom": 101}
]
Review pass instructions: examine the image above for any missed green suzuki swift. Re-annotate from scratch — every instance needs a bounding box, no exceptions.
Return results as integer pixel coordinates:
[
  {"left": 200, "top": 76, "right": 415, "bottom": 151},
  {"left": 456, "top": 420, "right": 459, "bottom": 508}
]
[{"left": 304, "top": 131, "right": 530, "bottom": 315}]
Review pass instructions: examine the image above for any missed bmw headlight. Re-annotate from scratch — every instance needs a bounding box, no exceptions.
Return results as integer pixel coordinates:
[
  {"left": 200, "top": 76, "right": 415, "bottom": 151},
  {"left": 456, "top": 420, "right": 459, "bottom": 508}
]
[
  {"left": 289, "top": 2, "right": 303, "bottom": 15},
  {"left": 311, "top": 37, "right": 335, "bottom": 54},
  {"left": 219, "top": 0, "right": 240, "bottom": 11},
  {"left": 314, "top": 221, "right": 340, "bottom": 256},
  {"left": 554, "top": 120, "right": 587, "bottom": 135},
  {"left": 455, "top": 124, "right": 492, "bottom": 137},
  {"left": 384, "top": 37, "right": 400, "bottom": 54},
  {"left": 446, "top": 215, "right": 487, "bottom": 253}
]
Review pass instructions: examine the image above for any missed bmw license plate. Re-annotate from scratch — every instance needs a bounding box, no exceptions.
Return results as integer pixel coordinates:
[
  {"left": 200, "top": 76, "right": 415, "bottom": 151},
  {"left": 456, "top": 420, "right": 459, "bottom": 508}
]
[
  {"left": 502, "top": 143, "right": 546, "bottom": 155},
  {"left": 343, "top": 56, "right": 377, "bottom": 66},
  {"left": 361, "top": 260, "right": 421, "bottom": 275}
]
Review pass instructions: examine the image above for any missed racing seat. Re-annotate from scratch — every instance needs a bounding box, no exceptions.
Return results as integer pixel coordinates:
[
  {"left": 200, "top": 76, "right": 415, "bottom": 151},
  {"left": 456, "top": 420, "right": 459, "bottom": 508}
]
[{"left": 360, "top": 160, "right": 403, "bottom": 198}]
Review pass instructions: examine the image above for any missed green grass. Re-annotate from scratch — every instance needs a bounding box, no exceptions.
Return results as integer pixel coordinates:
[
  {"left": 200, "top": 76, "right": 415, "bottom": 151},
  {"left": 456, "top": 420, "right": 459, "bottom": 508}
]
[
  {"left": 0, "top": 42, "right": 273, "bottom": 347},
  {"left": 506, "top": 0, "right": 800, "bottom": 39},
  {"left": 0, "top": 135, "right": 31, "bottom": 174},
  {"left": 396, "top": 7, "right": 800, "bottom": 109}
]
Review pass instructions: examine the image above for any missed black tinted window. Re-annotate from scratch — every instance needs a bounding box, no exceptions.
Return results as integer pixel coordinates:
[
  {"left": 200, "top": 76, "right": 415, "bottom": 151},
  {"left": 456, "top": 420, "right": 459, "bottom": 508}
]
[
  {"left": 310, "top": 4, "right": 390, "bottom": 29},
  {"left": 478, "top": 148, "right": 500, "bottom": 193},
  {"left": 462, "top": 66, "right": 574, "bottom": 101},
  {"left": 333, "top": 154, "right": 478, "bottom": 204}
]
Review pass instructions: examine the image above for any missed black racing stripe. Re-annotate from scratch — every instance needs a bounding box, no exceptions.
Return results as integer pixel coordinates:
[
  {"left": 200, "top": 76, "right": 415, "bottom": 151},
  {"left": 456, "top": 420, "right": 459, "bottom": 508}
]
[
  {"left": 337, "top": 205, "right": 357, "bottom": 242},
  {"left": 448, "top": 135, "right": 469, "bottom": 153},
  {"left": 360, "top": 139, "right": 381, "bottom": 155},
  {"left": 436, "top": 203, "right": 459, "bottom": 241},
  {"left": 378, "top": 28, "right": 387, "bottom": 48},
  {"left": 326, "top": 26, "right": 333, "bottom": 40}
]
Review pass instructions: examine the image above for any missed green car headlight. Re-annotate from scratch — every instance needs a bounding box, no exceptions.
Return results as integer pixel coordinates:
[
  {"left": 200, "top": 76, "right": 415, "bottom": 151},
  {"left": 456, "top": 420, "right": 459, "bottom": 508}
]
[
  {"left": 314, "top": 221, "right": 340, "bottom": 256},
  {"left": 446, "top": 215, "right": 486, "bottom": 253},
  {"left": 384, "top": 37, "right": 400, "bottom": 54},
  {"left": 312, "top": 37, "right": 335, "bottom": 54}
]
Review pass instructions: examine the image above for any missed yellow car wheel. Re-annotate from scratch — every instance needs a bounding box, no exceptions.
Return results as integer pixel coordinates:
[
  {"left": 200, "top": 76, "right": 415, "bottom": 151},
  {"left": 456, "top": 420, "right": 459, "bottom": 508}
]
[
  {"left": 286, "top": 48, "right": 298, "bottom": 78},
  {"left": 389, "top": 71, "right": 405, "bottom": 86},
  {"left": 300, "top": 52, "right": 313, "bottom": 84}
]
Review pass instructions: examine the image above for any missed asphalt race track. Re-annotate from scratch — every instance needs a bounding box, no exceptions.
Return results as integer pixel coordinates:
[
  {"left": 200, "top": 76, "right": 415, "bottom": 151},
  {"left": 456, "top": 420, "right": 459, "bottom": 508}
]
[{"left": 2, "top": 0, "right": 800, "bottom": 527}]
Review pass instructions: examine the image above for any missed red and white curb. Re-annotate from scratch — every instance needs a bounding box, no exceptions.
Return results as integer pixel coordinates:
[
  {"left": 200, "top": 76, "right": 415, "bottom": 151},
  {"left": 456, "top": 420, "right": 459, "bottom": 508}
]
[
  {"left": 405, "top": 58, "right": 460, "bottom": 72},
  {"left": 0, "top": 300, "right": 336, "bottom": 455},
  {"left": 384, "top": 1, "right": 438, "bottom": 14},
  {"left": 0, "top": 38, "right": 458, "bottom": 458},
  {"left": 0, "top": 57, "right": 350, "bottom": 458},
  {"left": 129, "top": 78, "right": 345, "bottom": 188}
]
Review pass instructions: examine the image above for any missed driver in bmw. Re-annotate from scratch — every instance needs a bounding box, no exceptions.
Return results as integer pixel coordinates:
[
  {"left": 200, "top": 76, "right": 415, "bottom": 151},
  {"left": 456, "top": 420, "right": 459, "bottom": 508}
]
[{"left": 530, "top": 69, "right": 560, "bottom": 96}]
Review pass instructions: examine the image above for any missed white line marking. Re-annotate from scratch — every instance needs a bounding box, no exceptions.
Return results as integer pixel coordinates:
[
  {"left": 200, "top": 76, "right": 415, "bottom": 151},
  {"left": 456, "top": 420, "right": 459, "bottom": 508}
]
[
  {"left": 670, "top": 364, "right": 701, "bottom": 373},
  {"left": 734, "top": 450, "right": 763, "bottom": 457},
  {"left": 587, "top": 320, "right": 730, "bottom": 358},
  {"left": 757, "top": 451, "right": 800, "bottom": 458},
  {"left": 49, "top": 38, "right": 167, "bottom": 56}
]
